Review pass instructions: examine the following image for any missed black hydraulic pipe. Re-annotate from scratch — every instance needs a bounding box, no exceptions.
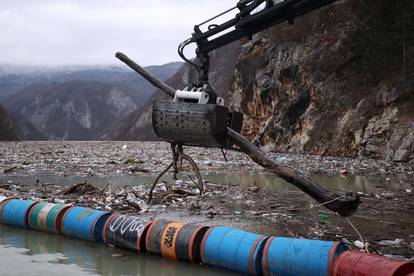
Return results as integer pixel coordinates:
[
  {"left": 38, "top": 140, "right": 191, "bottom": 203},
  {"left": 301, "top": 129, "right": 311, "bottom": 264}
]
[{"left": 197, "top": 0, "right": 338, "bottom": 53}]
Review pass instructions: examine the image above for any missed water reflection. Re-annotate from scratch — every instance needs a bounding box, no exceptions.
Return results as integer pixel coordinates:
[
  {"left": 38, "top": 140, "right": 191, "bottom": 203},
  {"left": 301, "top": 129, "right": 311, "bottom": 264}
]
[
  {"left": 205, "top": 173, "right": 410, "bottom": 194},
  {"left": 0, "top": 224, "right": 236, "bottom": 276}
]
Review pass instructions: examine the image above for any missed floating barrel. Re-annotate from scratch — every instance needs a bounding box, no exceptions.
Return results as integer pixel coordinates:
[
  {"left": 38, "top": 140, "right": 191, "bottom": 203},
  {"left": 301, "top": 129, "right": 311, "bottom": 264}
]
[
  {"left": 28, "top": 202, "right": 71, "bottom": 233},
  {"left": 333, "top": 250, "right": 414, "bottom": 276},
  {"left": 160, "top": 221, "right": 185, "bottom": 261},
  {"left": 160, "top": 222, "right": 209, "bottom": 262},
  {"left": 173, "top": 223, "right": 209, "bottom": 262},
  {"left": 0, "top": 195, "right": 12, "bottom": 214},
  {"left": 102, "top": 213, "right": 153, "bottom": 253},
  {"left": 61, "top": 206, "right": 111, "bottom": 242},
  {"left": 0, "top": 199, "right": 36, "bottom": 228},
  {"left": 201, "top": 226, "right": 268, "bottom": 274},
  {"left": 146, "top": 219, "right": 173, "bottom": 255},
  {"left": 262, "top": 237, "right": 348, "bottom": 276}
]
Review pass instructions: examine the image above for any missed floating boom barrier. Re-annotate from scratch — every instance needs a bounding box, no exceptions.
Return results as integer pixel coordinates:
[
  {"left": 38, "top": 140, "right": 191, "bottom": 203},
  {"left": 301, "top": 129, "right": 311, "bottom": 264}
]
[{"left": 0, "top": 196, "right": 413, "bottom": 276}]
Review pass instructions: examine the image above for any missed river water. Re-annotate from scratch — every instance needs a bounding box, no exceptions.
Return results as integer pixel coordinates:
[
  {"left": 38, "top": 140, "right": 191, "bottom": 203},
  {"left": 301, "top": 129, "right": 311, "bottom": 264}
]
[{"left": 0, "top": 224, "right": 237, "bottom": 276}]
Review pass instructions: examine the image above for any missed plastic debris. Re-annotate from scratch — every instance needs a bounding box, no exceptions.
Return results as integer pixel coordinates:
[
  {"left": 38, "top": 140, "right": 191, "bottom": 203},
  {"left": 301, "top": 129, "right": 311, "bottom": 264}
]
[
  {"left": 376, "top": 239, "right": 404, "bottom": 247},
  {"left": 353, "top": 240, "right": 365, "bottom": 249}
]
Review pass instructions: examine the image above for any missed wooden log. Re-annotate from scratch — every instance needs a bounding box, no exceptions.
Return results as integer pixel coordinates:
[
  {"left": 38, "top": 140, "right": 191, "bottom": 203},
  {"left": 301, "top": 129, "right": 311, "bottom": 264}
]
[
  {"left": 226, "top": 128, "right": 359, "bottom": 216},
  {"left": 115, "top": 52, "right": 360, "bottom": 217},
  {"left": 115, "top": 52, "right": 176, "bottom": 97}
]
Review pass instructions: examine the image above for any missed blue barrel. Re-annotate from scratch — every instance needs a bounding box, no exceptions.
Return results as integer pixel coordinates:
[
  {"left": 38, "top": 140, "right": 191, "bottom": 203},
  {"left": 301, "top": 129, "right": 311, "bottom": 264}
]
[
  {"left": 262, "top": 237, "right": 348, "bottom": 276},
  {"left": 0, "top": 199, "right": 36, "bottom": 228},
  {"left": 61, "top": 206, "right": 111, "bottom": 242},
  {"left": 0, "top": 195, "right": 12, "bottom": 216},
  {"left": 201, "top": 226, "right": 268, "bottom": 274}
]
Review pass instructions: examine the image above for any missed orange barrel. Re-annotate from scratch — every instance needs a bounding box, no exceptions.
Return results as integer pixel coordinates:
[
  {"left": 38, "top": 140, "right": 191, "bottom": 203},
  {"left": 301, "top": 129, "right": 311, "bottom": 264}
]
[
  {"left": 159, "top": 222, "right": 209, "bottom": 262},
  {"left": 0, "top": 199, "right": 36, "bottom": 228},
  {"left": 145, "top": 219, "right": 173, "bottom": 255},
  {"left": 160, "top": 221, "right": 186, "bottom": 261},
  {"left": 28, "top": 202, "right": 71, "bottom": 233},
  {"left": 333, "top": 250, "right": 414, "bottom": 276},
  {"left": 262, "top": 237, "right": 347, "bottom": 276},
  {"left": 102, "top": 213, "right": 153, "bottom": 253}
]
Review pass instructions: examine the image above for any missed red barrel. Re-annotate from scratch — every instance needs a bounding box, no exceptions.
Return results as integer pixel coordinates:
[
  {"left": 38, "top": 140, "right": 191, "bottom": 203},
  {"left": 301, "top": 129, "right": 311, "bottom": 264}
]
[
  {"left": 333, "top": 251, "right": 414, "bottom": 276},
  {"left": 102, "top": 213, "right": 153, "bottom": 253}
]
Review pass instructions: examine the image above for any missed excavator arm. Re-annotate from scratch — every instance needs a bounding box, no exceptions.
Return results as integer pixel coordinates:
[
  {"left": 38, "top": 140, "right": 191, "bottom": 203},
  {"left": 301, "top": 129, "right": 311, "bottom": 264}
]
[
  {"left": 115, "top": 0, "right": 360, "bottom": 216},
  {"left": 179, "top": 0, "right": 338, "bottom": 88}
]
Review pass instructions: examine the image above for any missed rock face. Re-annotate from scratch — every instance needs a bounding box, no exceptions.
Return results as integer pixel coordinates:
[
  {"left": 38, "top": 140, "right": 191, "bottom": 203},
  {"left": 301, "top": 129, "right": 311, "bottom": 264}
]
[
  {"left": 229, "top": 0, "right": 414, "bottom": 162},
  {"left": 104, "top": 42, "right": 241, "bottom": 140},
  {"left": 3, "top": 81, "right": 149, "bottom": 140},
  {"left": 0, "top": 104, "right": 18, "bottom": 141}
]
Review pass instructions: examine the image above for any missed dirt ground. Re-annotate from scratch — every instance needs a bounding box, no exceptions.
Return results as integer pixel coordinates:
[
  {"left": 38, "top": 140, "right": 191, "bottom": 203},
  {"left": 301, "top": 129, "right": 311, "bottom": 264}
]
[{"left": 0, "top": 141, "right": 413, "bottom": 259}]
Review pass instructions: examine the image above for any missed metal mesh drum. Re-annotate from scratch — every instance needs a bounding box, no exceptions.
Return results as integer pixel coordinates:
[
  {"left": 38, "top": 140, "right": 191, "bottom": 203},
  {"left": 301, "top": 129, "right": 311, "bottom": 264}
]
[{"left": 152, "top": 101, "right": 229, "bottom": 148}]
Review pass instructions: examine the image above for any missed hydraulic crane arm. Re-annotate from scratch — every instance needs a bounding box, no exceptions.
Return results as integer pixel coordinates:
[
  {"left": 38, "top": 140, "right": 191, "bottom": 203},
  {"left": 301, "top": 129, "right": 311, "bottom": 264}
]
[
  {"left": 179, "top": 0, "right": 338, "bottom": 87},
  {"left": 114, "top": 0, "right": 360, "bottom": 217}
]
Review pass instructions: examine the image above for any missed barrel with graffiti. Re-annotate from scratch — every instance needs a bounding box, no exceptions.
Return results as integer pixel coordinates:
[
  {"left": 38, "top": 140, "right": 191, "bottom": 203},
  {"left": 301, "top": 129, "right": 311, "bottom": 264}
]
[
  {"left": 146, "top": 220, "right": 209, "bottom": 263},
  {"left": 103, "top": 213, "right": 153, "bottom": 253}
]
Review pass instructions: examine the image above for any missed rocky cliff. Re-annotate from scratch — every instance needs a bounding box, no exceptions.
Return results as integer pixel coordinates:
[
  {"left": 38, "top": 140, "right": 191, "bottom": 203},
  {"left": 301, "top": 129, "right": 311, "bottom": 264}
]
[
  {"left": 1, "top": 63, "right": 181, "bottom": 140},
  {"left": 104, "top": 0, "right": 414, "bottom": 162},
  {"left": 229, "top": 0, "right": 414, "bottom": 162},
  {"left": 3, "top": 81, "right": 153, "bottom": 140}
]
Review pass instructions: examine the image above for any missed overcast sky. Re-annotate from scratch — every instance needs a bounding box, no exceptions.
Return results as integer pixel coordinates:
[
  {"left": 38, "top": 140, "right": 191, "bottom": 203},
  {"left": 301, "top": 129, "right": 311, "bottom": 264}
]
[{"left": 0, "top": 0, "right": 238, "bottom": 67}]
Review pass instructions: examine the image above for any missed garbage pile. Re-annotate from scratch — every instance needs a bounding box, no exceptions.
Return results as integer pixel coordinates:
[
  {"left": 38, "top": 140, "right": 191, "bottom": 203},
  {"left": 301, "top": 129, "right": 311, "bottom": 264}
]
[{"left": 0, "top": 195, "right": 413, "bottom": 276}]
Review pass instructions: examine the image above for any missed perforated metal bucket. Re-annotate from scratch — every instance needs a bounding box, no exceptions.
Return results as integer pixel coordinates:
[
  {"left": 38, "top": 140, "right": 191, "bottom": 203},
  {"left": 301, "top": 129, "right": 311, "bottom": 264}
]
[{"left": 152, "top": 101, "right": 228, "bottom": 148}]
